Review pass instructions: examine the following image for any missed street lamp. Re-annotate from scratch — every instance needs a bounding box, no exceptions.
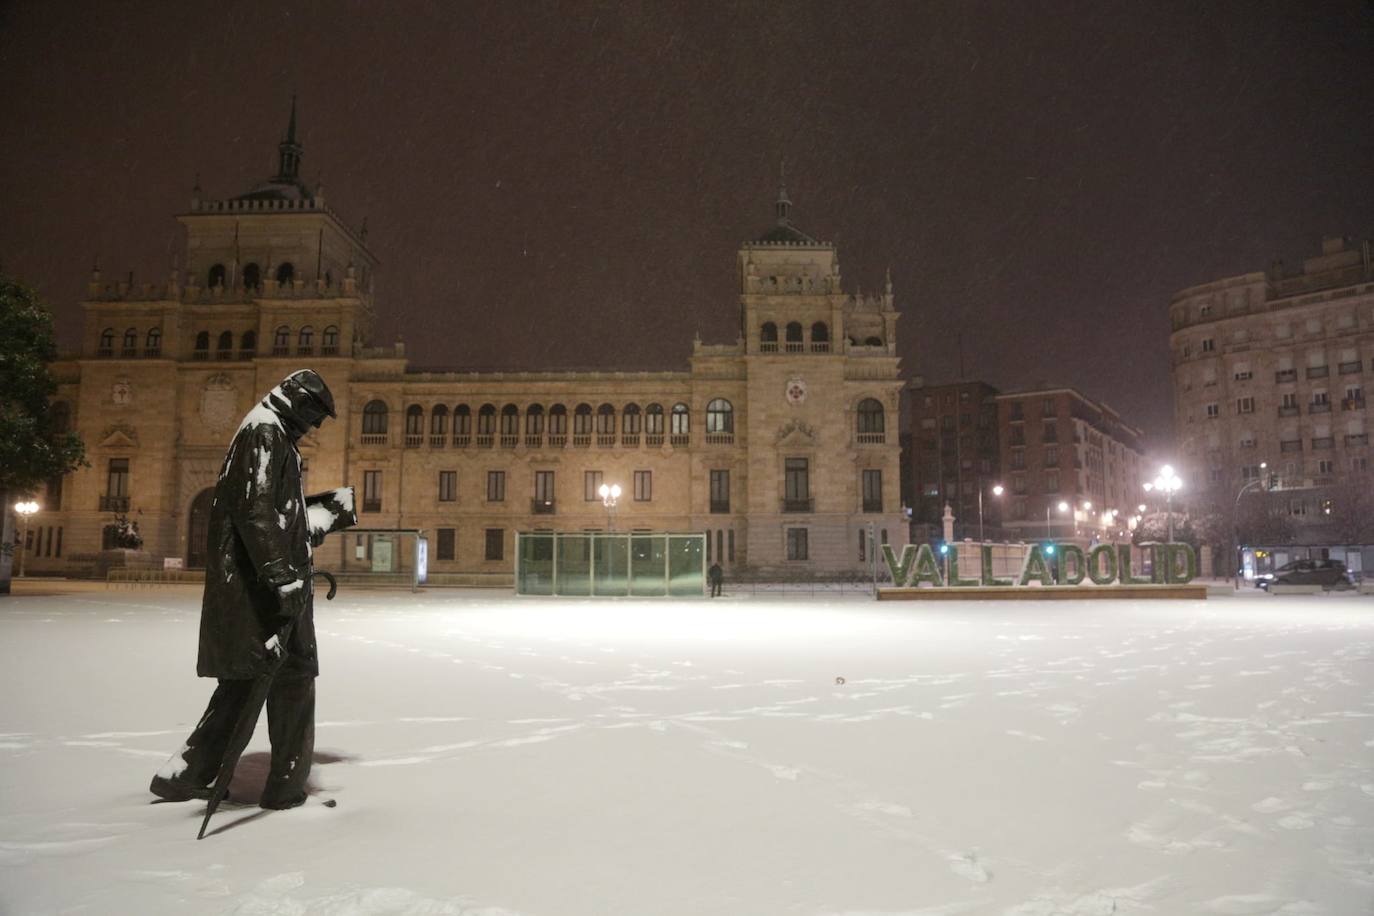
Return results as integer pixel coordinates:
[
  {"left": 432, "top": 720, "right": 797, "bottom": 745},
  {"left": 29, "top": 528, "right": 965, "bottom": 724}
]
[
  {"left": 979, "top": 483, "right": 1004, "bottom": 543},
  {"left": 1152, "top": 465, "right": 1183, "bottom": 542},
  {"left": 1233, "top": 461, "right": 1268, "bottom": 587},
  {"left": 597, "top": 482, "right": 622, "bottom": 532},
  {"left": 14, "top": 500, "right": 39, "bottom": 578},
  {"left": 1046, "top": 499, "right": 1069, "bottom": 539}
]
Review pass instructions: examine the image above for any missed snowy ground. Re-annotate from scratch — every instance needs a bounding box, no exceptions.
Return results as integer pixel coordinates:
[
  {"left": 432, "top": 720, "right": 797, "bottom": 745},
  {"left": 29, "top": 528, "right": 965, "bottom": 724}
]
[{"left": 2, "top": 582, "right": 1373, "bottom": 916}]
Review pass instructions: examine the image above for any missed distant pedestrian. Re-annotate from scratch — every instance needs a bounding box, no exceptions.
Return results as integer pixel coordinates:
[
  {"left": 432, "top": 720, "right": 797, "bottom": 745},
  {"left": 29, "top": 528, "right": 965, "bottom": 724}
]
[{"left": 708, "top": 562, "right": 723, "bottom": 597}]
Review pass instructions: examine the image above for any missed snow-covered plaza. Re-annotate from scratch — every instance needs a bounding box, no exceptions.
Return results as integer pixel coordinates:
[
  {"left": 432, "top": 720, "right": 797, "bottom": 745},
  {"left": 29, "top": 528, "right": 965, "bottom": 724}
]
[{"left": 2, "top": 582, "right": 1373, "bottom": 916}]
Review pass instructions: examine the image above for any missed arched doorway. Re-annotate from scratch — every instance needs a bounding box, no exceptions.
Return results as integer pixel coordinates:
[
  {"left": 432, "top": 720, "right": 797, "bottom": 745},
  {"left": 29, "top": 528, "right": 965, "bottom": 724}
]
[{"left": 186, "top": 488, "right": 215, "bottom": 568}]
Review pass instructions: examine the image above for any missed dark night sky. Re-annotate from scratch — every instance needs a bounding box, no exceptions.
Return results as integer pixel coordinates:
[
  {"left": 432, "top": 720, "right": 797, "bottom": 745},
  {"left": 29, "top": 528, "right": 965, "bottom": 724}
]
[{"left": 2, "top": 1, "right": 1372, "bottom": 448}]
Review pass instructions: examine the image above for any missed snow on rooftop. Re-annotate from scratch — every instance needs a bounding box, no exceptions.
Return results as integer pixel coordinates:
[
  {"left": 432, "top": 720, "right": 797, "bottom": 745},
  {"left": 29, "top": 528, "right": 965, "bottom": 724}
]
[{"left": 1, "top": 584, "right": 1372, "bottom": 914}]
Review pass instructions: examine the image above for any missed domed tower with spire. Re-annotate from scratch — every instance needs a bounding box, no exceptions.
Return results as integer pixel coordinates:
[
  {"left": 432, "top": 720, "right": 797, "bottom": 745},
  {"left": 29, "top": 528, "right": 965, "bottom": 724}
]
[{"left": 716, "top": 174, "right": 905, "bottom": 571}]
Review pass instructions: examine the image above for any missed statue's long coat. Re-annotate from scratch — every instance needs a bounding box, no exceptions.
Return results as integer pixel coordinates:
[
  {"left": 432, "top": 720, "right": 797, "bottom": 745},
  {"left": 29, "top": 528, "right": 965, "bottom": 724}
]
[{"left": 197, "top": 385, "right": 317, "bottom": 679}]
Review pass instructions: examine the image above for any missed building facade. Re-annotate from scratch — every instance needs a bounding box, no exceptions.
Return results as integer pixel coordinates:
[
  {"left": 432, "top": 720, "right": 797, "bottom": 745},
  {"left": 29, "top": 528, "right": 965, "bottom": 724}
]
[
  {"left": 1169, "top": 236, "right": 1374, "bottom": 543},
  {"left": 995, "top": 386, "right": 1145, "bottom": 542},
  {"left": 906, "top": 380, "right": 1002, "bottom": 540},
  {"left": 32, "top": 109, "right": 907, "bottom": 580}
]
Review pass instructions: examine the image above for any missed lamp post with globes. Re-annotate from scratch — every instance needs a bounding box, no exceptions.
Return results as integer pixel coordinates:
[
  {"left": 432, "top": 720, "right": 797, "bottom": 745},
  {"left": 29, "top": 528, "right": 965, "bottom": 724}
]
[
  {"left": 14, "top": 500, "right": 40, "bottom": 578},
  {"left": 1152, "top": 465, "right": 1184, "bottom": 542},
  {"left": 597, "top": 482, "right": 621, "bottom": 532},
  {"left": 978, "top": 483, "right": 1003, "bottom": 543}
]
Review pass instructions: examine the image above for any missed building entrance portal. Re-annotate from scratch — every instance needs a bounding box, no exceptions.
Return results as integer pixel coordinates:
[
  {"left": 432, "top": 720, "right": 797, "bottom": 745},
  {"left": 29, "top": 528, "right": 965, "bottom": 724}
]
[{"left": 186, "top": 487, "right": 215, "bottom": 568}]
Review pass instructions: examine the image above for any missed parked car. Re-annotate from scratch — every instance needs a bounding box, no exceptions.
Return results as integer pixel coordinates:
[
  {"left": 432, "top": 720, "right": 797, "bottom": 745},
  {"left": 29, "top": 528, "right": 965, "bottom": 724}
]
[
  {"left": 1254, "top": 559, "right": 1311, "bottom": 590},
  {"left": 1264, "top": 559, "right": 1355, "bottom": 591}
]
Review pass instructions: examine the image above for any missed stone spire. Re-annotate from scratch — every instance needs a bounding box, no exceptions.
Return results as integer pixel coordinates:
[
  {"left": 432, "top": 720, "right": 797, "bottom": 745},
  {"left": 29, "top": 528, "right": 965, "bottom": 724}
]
[
  {"left": 774, "top": 161, "right": 792, "bottom": 226},
  {"left": 274, "top": 95, "right": 303, "bottom": 183}
]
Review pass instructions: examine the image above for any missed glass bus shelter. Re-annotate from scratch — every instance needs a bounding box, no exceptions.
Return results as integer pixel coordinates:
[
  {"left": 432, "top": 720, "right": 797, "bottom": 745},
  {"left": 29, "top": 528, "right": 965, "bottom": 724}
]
[{"left": 515, "top": 531, "right": 705, "bottom": 597}]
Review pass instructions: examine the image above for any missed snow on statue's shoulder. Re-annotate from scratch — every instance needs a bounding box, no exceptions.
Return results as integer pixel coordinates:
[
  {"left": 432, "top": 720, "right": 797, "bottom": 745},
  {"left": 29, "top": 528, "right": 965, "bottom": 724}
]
[{"left": 235, "top": 402, "right": 284, "bottom": 436}]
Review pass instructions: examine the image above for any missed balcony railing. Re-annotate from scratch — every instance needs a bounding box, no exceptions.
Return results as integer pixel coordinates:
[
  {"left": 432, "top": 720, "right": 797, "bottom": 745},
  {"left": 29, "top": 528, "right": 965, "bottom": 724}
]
[
  {"left": 782, "top": 497, "right": 813, "bottom": 513},
  {"left": 811, "top": 342, "right": 830, "bottom": 353},
  {"left": 1312, "top": 437, "right": 1334, "bottom": 450},
  {"left": 476, "top": 434, "right": 494, "bottom": 448},
  {"left": 597, "top": 434, "right": 616, "bottom": 447},
  {"left": 670, "top": 433, "right": 689, "bottom": 446},
  {"left": 784, "top": 342, "right": 804, "bottom": 353},
  {"left": 1340, "top": 361, "right": 1363, "bottom": 374},
  {"left": 362, "top": 500, "right": 382, "bottom": 513},
  {"left": 99, "top": 495, "right": 130, "bottom": 512},
  {"left": 453, "top": 434, "right": 471, "bottom": 448},
  {"left": 192, "top": 350, "right": 209, "bottom": 361},
  {"left": 645, "top": 434, "right": 664, "bottom": 447},
  {"left": 621, "top": 434, "right": 639, "bottom": 447},
  {"left": 709, "top": 499, "right": 730, "bottom": 514},
  {"left": 525, "top": 435, "right": 543, "bottom": 448},
  {"left": 1307, "top": 366, "right": 1329, "bottom": 379},
  {"left": 1310, "top": 402, "right": 1331, "bottom": 414},
  {"left": 573, "top": 434, "right": 591, "bottom": 448},
  {"left": 1345, "top": 433, "right": 1369, "bottom": 446},
  {"left": 547, "top": 434, "right": 567, "bottom": 448},
  {"left": 862, "top": 500, "right": 883, "bottom": 513},
  {"left": 144, "top": 348, "right": 161, "bottom": 358},
  {"left": 404, "top": 434, "right": 422, "bottom": 448},
  {"left": 429, "top": 435, "right": 446, "bottom": 448},
  {"left": 121, "top": 347, "right": 138, "bottom": 358},
  {"left": 1278, "top": 406, "right": 1300, "bottom": 417},
  {"left": 1343, "top": 398, "right": 1366, "bottom": 411},
  {"left": 1275, "top": 369, "right": 1297, "bottom": 383},
  {"left": 501, "top": 435, "right": 518, "bottom": 448},
  {"left": 216, "top": 349, "right": 232, "bottom": 360},
  {"left": 321, "top": 345, "right": 338, "bottom": 356},
  {"left": 298, "top": 346, "right": 314, "bottom": 357},
  {"left": 1279, "top": 439, "right": 1303, "bottom": 453},
  {"left": 856, "top": 432, "right": 885, "bottom": 444},
  {"left": 239, "top": 349, "right": 255, "bottom": 360},
  {"left": 97, "top": 347, "right": 113, "bottom": 358},
  {"left": 272, "top": 346, "right": 289, "bottom": 356},
  {"left": 531, "top": 499, "right": 556, "bottom": 515},
  {"left": 705, "top": 433, "right": 734, "bottom": 445},
  {"left": 759, "top": 341, "right": 779, "bottom": 353}
]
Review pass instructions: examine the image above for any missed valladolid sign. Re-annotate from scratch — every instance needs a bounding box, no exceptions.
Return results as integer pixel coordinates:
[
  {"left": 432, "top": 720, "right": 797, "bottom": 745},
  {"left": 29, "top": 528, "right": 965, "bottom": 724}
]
[{"left": 881, "top": 542, "right": 1199, "bottom": 589}]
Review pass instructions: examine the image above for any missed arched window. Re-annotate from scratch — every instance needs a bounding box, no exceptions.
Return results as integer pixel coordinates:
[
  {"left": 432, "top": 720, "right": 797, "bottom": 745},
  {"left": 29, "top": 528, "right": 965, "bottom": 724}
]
[
  {"left": 298, "top": 325, "right": 314, "bottom": 355},
  {"left": 405, "top": 405, "right": 424, "bottom": 444},
  {"left": 857, "top": 398, "right": 885, "bottom": 437},
  {"left": 622, "top": 403, "right": 641, "bottom": 435},
  {"left": 548, "top": 404, "right": 568, "bottom": 436},
  {"left": 321, "top": 325, "right": 339, "bottom": 355},
  {"left": 525, "top": 404, "right": 545, "bottom": 435},
  {"left": 240, "top": 330, "right": 257, "bottom": 357},
  {"left": 573, "top": 404, "right": 593, "bottom": 435},
  {"left": 761, "top": 322, "right": 778, "bottom": 342},
  {"left": 122, "top": 328, "right": 138, "bottom": 356},
  {"left": 362, "top": 400, "right": 388, "bottom": 436},
  {"left": 864, "top": 336, "right": 883, "bottom": 347},
  {"left": 706, "top": 398, "right": 734, "bottom": 434},
  {"left": 243, "top": 262, "right": 261, "bottom": 290},
  {"left": 811, "top": 321, "right": 829, "bottom": 343},
  {"left": 273, "top": 325, "right": 290, "bottom": 355},
  {"left": 644, "top": 403, "right": 665, "bottom": 437},
  {"left": 145, "top": 327, "right": 162, "bottom": 356},
  {"left": 208, "top": 264, "right": 225, "bottom": 288},
  {"left": 98, "top": 328, "right": 115, "bottom": 355},
  {"left": 275, "top": 262, "right": 295, "bottom": 286},
  {"left": 194, "top": 331, "right": 210, "bottom": 360},
  {"left": 453, "top": 404, "right": 472, "bottom": 440},
  {"left": 596, "top": 403, "right": 616, "bottom": 436},
  {"left": 477, "top": 404, "right": 497, "bottom": 436},
  {"left": 500, "top": 404, "right": 519, "bottom": 438},
  {"left": 785, "top": 322, "right": 803, "bottom": 343},
  {"left": 216, "top": 330, "right": 233, "bottom": 359},
  {"left": 430, "top": 404, "right": 449, "bottom": 436},
  {"left": 671, "top": 403, "right": 690, "bottom": 435}
]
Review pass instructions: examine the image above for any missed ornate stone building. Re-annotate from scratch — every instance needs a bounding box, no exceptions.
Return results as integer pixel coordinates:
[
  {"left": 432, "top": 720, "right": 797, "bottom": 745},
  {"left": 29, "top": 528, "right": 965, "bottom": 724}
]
[
  {"left": 1169, "top": 236, "right": 1374, "bottom": 545},
  {"left": 34, "top": 107, "right": 907, "bottom": 580}
]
